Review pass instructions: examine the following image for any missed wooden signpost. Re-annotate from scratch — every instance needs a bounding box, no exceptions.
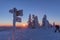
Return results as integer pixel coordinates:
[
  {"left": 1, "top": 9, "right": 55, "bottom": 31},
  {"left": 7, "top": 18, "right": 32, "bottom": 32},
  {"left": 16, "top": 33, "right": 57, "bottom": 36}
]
[{"left": 9, "top": 8, "right": 23, "bottom": 40}]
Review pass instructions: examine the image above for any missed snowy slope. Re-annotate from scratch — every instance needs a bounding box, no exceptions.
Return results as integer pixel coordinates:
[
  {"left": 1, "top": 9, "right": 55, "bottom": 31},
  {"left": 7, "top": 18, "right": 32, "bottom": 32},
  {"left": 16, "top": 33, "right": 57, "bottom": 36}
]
[
  {"left": 16, "top": 27, "right": 60, "bottom": 40},
  {"left": 0, "top": 27, "right": 60, "bottom": 40}
]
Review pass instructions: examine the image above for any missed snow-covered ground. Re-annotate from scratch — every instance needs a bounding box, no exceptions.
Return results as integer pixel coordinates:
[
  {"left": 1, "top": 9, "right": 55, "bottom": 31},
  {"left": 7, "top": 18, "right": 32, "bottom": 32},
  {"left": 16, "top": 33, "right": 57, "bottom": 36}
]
[{"left": 0, "top": 27, "right": 60, "bottom": 40}]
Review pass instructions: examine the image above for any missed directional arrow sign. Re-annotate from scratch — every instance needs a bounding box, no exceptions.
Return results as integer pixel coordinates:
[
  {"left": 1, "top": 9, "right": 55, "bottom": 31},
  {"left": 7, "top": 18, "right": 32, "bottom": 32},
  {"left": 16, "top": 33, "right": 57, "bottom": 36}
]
[
  {"left": 16, "top": 17, "right": 21, "bottom": 22},
  {"left": 9, "top": 9, "right": 23, "bottom": 16},
  {"left": 16, "top": 10, "right": 23, "bottom": 16}
]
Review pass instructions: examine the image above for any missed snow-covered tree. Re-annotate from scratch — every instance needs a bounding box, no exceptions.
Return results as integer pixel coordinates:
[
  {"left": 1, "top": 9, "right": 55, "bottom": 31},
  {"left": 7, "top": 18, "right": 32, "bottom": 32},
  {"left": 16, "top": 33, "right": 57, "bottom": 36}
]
[
  {"left": 42, "top": 14, "right": 50, "bottom": 28},
  {"left": 28, "top": 14, "right": 32, "bottom": 28},
  {"left": 32, "top": 14, "right": 40, "bottom": 28}
]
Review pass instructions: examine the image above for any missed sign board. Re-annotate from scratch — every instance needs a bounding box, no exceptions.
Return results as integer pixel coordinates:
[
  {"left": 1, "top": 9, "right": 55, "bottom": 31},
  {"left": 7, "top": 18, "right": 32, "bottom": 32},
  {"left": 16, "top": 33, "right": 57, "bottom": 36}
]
[
  {"left": 9, "top": 9, "right": 23, "bottom": 16},
  {"left": 16, "top": 10, "right": 23, "bottom": 16},
  {"left": 16, "top": 17, "right": 21, "bottom": 22}
]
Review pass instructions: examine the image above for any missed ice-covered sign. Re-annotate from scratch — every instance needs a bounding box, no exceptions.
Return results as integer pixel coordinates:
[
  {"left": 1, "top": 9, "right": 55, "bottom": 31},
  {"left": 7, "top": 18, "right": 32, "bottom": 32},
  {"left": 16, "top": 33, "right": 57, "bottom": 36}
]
[
  {"left": 16, "top": 10, "right": 23, "bottom": 16},
  {"left": 9, "top": 8, "right": 17, "bottom": 13},
  {"left": 16, "top": 17, "right": 21, "bottom": 22},
  {"left": 9, "top": 9, "right": 14, "bottom": 13},
  {"left": 9, "top": 8, "right": 23, "bottom": 16}
]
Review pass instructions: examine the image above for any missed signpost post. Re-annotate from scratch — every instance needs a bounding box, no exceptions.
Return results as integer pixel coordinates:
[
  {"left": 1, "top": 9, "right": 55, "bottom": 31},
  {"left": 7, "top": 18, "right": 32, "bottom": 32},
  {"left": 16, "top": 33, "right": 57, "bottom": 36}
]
[{"left": 13, "top": 8, "right": 16, "bottom": 40}]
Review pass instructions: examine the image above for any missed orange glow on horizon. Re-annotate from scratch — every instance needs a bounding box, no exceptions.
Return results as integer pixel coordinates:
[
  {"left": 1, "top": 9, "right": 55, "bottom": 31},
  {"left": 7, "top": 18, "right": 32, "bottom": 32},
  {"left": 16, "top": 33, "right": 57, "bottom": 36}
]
[
  {"left": 16, "top": 23, "right": 28, "bottom": 28},
  {"left": 0, "top": 22, "right": 60, "bottom": 27},
  {"left": 0, "top": 23, "right": 28, "bottom": 28},
  {"left": 0, "top": 23, "right": 12, "bottom": 27}
]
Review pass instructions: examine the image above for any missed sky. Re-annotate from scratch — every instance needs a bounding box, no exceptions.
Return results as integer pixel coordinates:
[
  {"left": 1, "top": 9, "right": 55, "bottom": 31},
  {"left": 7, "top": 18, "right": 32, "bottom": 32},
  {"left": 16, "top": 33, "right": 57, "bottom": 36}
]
[{"left": 0, "top": 0, "right": 60, "bottom": 26}]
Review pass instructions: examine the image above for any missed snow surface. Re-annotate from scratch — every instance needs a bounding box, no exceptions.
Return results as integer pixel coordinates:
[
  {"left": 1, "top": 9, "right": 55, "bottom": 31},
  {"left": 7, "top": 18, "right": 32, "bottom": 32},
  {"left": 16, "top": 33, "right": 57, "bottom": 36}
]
[{"left": 0, "top": 27, "right": 60, "bottom": 40}]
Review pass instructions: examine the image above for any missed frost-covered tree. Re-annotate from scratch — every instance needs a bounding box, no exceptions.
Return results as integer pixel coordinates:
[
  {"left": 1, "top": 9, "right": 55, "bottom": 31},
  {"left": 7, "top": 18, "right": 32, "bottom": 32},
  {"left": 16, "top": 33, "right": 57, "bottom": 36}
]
[
  {"left": 32, "top": 14, "right": 40, "bottom": 28},
  {"left": 32, "top": 14, "right": 36, "bottom": 28},
  {"left": 28, "top": 14, "right": 32, "bottom": 28},
  {"left": 42, "top": 14, "right": 50, "bottom": 27}
]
